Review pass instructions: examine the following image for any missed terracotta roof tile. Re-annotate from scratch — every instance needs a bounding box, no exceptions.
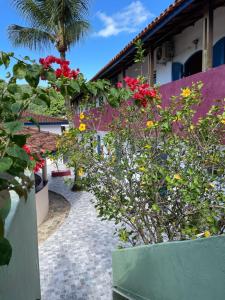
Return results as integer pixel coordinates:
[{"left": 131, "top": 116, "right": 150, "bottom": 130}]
[
  {"left": 91, "top": 0, "right": 187, "bottom": 80},
  {"left": 19, "top": 127, "right": 58, "bottom": 154},
  {"left": 22, "top": 111, "right": 68, "bottom": 124}
]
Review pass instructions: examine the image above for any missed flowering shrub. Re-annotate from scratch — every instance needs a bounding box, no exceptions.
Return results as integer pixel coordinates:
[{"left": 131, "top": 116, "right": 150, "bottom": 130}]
[{"left": 59, "top": 80, "right": 225, "bottom": 246}]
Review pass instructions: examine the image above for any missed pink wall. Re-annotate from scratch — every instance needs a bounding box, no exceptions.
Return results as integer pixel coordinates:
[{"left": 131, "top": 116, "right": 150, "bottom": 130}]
[
  {"left": 74, "top": 65, "right": 225, "bottom": 131},
  {"left": 160, "top": 64, "right": 225, "bottom": 120}
]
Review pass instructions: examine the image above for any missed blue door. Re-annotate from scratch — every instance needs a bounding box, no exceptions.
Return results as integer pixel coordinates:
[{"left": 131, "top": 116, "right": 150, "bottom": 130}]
[
  {"left": 172, "top": 62, "right": 183, "bottom": 81},
  {"left": 213, "top": 37, "right": 225, "bottom": 67}
]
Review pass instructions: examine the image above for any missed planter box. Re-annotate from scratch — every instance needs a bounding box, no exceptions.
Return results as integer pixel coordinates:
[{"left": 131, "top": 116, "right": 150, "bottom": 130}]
[
  {"left": 0, "top": 187, "right": 41, "bottom": 300},
  {"left": 51, "top": 170, "right": 71, "bottom": 177},
  {"left": 112, "top": 235, "right": 225, "bottom": 300}
]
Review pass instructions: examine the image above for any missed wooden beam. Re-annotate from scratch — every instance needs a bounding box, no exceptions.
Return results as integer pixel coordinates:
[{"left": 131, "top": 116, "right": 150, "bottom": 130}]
[
  {"left": 148, "top": 49, "right": 155, "bottom": 86},
  {"left": 202, "top": 0, "right": 214, "bottom": 71}
]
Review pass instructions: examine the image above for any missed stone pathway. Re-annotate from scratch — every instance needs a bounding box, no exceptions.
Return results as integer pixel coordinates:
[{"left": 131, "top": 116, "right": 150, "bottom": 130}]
[{"left": 39, "top": 175, "right": 119, "bottom": 300}]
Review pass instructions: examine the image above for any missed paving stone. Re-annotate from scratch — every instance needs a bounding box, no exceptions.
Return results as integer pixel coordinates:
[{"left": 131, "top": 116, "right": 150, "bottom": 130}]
[{"left": 39, "top": 167, "right": 118, "bottom": 300}]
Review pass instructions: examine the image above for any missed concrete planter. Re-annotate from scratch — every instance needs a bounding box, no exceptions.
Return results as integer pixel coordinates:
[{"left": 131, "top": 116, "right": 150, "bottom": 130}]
[
  {"left": 35, "top": 182, "right": 49, "bottom": 226},
  {"left": 112, "top": 235, "right": 225, "bottom": 300},
  {"left": 51, "top": 169, "right": 71, "bottom": 177},
  {"left": 0, "top": 188, "right": 41, "bottom": 300}
]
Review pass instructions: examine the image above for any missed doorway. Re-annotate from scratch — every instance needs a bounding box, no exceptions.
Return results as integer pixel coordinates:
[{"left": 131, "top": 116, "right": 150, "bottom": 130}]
[{"left": 184, "top": 50, "right": 202, "bottom": 77}]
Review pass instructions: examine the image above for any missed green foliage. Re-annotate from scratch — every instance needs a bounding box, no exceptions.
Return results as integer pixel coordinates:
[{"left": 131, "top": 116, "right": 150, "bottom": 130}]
[
  {"left": 134, "top": 39, "right": 145, "bottom": 64},
  {"left": 0, "top": 51, "right": 55, "bottom": 265},
  {"left": 59, "top": 83, "right": 225, "bottom": 246}
]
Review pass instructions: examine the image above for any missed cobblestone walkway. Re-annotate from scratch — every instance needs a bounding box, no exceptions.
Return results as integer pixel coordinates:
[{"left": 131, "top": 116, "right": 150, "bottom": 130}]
[{"left": 39, "top": 175, "right": 118, "bottom": 300}]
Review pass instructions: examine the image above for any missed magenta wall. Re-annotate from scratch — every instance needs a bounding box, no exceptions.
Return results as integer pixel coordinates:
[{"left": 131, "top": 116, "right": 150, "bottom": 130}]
[
  {"left": 74, "top": 65, "right": 225, "bottom": 131},
  {"left": 160, "top": 64, "right": 225, "bottom": 120}
]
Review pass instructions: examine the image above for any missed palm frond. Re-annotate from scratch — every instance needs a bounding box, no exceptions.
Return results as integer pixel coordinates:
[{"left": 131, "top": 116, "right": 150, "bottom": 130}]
[
  {"left": 11, "top": 0, "right": 52, "bottom": 29},
  {"left": 8, "top": 24, "right": 55, "bottom": 51},
  {"left": 65, "top": 20, "right": 89, "bottom": 48}
]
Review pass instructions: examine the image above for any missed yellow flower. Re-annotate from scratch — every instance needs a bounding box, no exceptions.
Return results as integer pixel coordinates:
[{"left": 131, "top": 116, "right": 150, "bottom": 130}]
[
  {"left": 208, "top": 183, "right": 215, "bottom": 188},
  {"left": 181, "top": 88, "right": 191, "bottom": 98},
  {"left": 174, "top": 174, "right": 181, "bottom": 180},
  {"left": 80, "top": 112, "right": 85, "bottom": 120},
  {"left": 78, "top": 168, "right": 84, "bottom": 177},
  {"left": 204, "top": 231, "right": 211, "bottom": 238},
  {"left": 221, "top": 119, "right": 225, "bottom": 124},
  {"left": 144, "top": 144, "right": 151, "bottom": 149},
  {"left": 79, "top": 123, "right": 86, "bottom": 131},
  {"left": 190, "top": 125, "right": 195, "bottom": 130},
  {"left": 146, "top": 120, "right": 154, "bottom": 128},
  {"left": 139, "top": 166, "right": 146, "bottom": 172}
]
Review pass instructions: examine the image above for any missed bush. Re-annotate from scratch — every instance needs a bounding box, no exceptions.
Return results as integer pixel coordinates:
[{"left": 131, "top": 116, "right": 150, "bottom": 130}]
[{"left": 60, "top": 81, "right": 225, "bottom": 246}]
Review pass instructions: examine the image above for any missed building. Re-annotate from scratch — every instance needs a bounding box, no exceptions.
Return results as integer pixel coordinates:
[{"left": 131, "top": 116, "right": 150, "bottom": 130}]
[
  {"left": 74, "top": 0, "right": 225, "bottom": 147},
  {"left": 91, "top": 0, "right": 225, "bottom": 86},
  {"left": 22, "top": 111, "right": 68, "bottom": 135}
]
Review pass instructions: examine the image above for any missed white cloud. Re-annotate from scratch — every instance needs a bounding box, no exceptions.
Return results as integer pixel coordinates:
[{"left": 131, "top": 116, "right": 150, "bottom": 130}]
[{"left": 95, "top": 1, "right": 154, "bottom": 38}]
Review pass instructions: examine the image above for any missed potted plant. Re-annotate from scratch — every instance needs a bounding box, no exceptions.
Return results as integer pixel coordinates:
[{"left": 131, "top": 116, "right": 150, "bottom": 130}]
[{"left": 48, "top": 151, "right": 71, "bottom": 177}]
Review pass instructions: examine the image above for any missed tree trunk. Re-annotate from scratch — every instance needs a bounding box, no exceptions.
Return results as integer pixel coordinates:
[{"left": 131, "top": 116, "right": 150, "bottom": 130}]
[{"left": 60, "top": 51, "right": 66, "bottom": 60}]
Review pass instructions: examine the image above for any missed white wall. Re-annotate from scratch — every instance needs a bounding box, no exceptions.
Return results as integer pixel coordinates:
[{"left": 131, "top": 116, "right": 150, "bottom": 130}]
[
  {"left": 156, "top": 6, "right": 225, "bottom": 85},
  {"left": 28, "top": 124, "right": 63, "bottom": 135}
]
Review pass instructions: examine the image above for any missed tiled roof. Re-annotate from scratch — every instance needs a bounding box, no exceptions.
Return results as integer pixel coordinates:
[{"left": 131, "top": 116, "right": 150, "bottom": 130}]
[
  {"left": 19, "top": 127, "right": 58, "bottom": 154},
  {"left": 22, "top": 111, "right": 68, "bottom": 124},
  {"left": 91, "top": 0, "right": 188, "bottom": 80}
]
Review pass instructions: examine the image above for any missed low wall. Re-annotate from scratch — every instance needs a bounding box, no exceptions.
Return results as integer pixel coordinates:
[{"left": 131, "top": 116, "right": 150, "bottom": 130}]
[
  {"left": 36, "top": 182, "right": 49, "bottom": 226},
  {"left": 0, "top": 188, "right": 41, "bottom": 300},
  {"left": 74, "top": 65, "right": 225, "bottom": 131},
  {"left": 112, "top": 235, "right": 225, "bottom": 300}
]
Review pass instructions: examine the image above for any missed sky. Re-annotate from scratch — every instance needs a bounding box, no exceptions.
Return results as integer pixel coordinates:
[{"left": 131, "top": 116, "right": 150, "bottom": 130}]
[{"left": 0, "top": 0, "right": 173, "bottom": 80}]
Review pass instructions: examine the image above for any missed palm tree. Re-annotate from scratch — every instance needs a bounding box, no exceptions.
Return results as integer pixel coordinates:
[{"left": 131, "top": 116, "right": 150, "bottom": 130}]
[{"left": 8, "top": 0, "right": 90, "bottom": 59}]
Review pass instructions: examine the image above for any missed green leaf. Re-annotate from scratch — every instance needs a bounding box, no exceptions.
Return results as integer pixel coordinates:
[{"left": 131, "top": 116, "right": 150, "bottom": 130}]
[
  {"left": 4, "top": 121, "right": 23, "bottom": 134},
  {"left": 70, "top": 80, "right": 80, "bottom": 93},
  {"left": 7, "top": 83, "right": 21, "bottom": 94},
  {"left": 25, "top": 64, "right": 41, "bottom": 87},
  {"left": 45, "top": 70, "right": 56, "bottom": 81},
  {"left": 6, "top": 145, "right": 30, "bottom": 162},
  {"left": 25, "top": 74, "right": 39, "bottom": 88},
  {"left": 0, "top": 190, "right": 11, "bottom": 220},
  {"left": 11, "top": 134, "right": 27, "bottom": 147},
  {"left": 0, "top": 158, "right": 13, "bottom": 172},
  {"left": 0, "top": 238, "right": 12, "bottom": 266},
  {"left": 1, "top": 52, "right": 10, "bottom": 68},
  {"left": 11, "top": 102, "right": 21, "bottom": 113},
  {"left": 13, "top": 62, "right": 27, "bottom": 79}
]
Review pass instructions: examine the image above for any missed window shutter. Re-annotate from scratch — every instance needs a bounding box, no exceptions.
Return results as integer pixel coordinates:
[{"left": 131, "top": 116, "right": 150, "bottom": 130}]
[
  {"left": 172, "top": 62, "right": 183, "bottom": 81},
  {"left": 213, "top": 37, "right": 225, "bottom": 67}
]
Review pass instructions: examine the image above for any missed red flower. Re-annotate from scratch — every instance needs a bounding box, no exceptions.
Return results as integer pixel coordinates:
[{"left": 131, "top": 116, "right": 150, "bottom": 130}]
[
  {"left": 23, "top": 144, "right": 31, "bottom": 155},
  {"left": 39, "top": 56, "right": 80, "bottom": 80}
]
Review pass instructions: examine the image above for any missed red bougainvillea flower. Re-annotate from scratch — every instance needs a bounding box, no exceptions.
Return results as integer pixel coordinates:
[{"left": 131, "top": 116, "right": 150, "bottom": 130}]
[
  {"left": 23, "top": 144, "right": 31, "bottom": 155},
  {"left": 124, "top": 76, "right": 158, "bottom": 107},
  {"left": 117, "top": 82, "right": 123, "bottom": 88},
  {"left": 22, "top": 145, "right": 45, "bottom": 173},
  {"left": 39, "top": 56, "right": 80, "bottom": 79}
]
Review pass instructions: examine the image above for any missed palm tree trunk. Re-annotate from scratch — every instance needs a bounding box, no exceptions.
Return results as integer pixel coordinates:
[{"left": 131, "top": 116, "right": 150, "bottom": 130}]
[{"left": 60, "top": 51, "right": 66, "bottom": 60}]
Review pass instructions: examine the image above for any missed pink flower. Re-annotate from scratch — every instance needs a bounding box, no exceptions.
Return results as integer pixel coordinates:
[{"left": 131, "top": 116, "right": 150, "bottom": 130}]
[{"left": 117, "top": 82, "right": 123, "bottom": 88}]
